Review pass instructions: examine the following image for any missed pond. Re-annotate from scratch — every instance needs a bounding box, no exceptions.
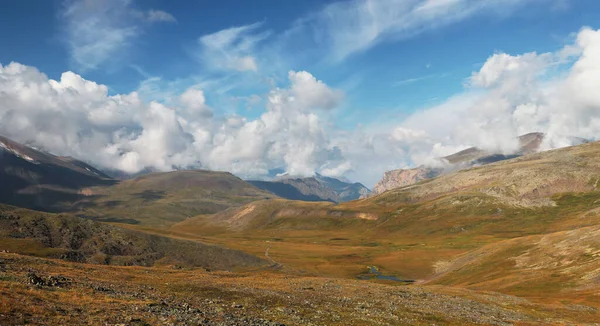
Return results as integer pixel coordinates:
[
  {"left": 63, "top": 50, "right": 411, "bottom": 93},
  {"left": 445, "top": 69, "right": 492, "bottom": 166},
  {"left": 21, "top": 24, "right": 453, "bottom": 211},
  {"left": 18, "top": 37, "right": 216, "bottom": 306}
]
[{"left": 357, "top": 266, "right": 415, "bottom": 283}]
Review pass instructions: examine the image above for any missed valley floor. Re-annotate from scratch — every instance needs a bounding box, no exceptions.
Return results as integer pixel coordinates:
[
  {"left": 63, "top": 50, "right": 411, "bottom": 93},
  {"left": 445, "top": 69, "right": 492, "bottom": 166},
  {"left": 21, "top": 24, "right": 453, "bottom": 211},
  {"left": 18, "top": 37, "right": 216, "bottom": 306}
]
[{"left": 1, "top": 253, "right": 599, "bottom": 325}]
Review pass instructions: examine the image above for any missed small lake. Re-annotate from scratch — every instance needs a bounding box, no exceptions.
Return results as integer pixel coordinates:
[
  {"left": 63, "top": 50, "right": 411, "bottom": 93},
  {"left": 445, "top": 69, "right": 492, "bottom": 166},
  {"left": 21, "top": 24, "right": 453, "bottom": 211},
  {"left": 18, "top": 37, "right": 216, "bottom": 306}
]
[{"left": 357, "top": 266, "right": 415, "bottom": 283}]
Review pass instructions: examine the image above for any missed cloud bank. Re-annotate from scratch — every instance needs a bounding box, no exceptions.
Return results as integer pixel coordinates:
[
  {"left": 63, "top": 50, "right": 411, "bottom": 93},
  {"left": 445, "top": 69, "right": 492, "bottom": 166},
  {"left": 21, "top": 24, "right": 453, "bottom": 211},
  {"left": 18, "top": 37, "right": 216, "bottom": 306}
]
[{"left": 0, "top": 64, "right": 344, "bottom": 179}]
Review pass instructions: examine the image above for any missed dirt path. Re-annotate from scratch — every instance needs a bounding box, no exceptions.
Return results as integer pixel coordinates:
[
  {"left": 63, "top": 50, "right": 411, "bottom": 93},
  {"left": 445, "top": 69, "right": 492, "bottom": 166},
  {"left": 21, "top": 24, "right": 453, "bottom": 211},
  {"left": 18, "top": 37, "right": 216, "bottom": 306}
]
[{"left": 264, "top": 243, "right": 282, "bottom": 268}]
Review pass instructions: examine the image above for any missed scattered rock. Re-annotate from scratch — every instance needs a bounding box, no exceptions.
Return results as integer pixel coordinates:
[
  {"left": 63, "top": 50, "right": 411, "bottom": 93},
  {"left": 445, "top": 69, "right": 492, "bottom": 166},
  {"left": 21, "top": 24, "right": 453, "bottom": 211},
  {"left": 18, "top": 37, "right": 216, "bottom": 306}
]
[{"left": 26, "top": 271, "right": 71, "bottom": 288}]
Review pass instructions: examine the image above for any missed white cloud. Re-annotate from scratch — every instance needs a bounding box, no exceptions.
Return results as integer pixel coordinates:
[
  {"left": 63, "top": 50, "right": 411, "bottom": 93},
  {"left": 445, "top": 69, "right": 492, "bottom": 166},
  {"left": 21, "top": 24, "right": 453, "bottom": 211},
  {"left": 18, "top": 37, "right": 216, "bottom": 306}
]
[
  {"left": 288, "top": 71, "right": 343, "bottom": 110},
  {"left": 0, "top": 62, "right": 346, "bottom": 179},
  {"left": 144, "top": 9, "right": 177, "bottom": 23},
  {"left": 363, "top": 27, "right": 600, "bottom": 181},
  {"left": 61, "top": 0, "right": 175, "bottom": 71},
  {"left": 470, "top": 52, "right": 551, "bottom": 89},
  {"left": 179, "top": 88, "right": 213, "bottom": 118},
  {"left": 197, "top": 22, "right": 270, "bottom": 72},
  {"left": 321, "top": 161, "right": 353, "bottom": 177},
  {"left": 299, "top": 0, "right": 563, "bottom": 62}
]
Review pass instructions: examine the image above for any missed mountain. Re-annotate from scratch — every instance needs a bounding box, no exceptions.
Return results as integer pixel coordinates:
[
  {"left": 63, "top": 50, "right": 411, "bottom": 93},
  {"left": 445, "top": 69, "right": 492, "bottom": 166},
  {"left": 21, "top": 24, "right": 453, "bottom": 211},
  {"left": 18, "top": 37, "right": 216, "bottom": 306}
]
[
  {"left": 0, "top": 135, "right": 278, "bottom": 226},
  {"left": 315, "top": 173, "right": 371, "bottom": 201},
  {"left": 370, "top": 132, "right": 565, "bottom": 196},
  {"left": 73, "top": 169, "right": 277, "bottom": 227},
  {"left": 0, "top": 135, "right": 115, "bottom": 212},
  {"left": 248, "top": 173, "right": 370, "bottom": 203}
]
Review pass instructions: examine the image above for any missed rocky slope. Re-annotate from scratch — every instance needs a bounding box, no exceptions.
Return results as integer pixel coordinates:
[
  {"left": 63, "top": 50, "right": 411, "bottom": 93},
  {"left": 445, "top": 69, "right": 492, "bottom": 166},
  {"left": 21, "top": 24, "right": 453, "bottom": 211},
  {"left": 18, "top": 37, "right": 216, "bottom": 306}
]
[
  {"left": 370, "top": 132, "right": 549, "bottom": 196},
  {"left": 0, "top": 204, "right": 268, "bottom": 270},
  {"left": 360, "top": 140, "right": 600, "bottom": 209},
  {"left": 371, "top": 166, "right": 442, "bottom": 197}
]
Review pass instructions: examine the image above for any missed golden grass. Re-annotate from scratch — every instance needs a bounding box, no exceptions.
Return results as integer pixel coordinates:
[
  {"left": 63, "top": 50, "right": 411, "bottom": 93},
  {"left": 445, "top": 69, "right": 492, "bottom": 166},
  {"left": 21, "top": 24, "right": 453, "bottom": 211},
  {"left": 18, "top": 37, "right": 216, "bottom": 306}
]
[{"left": 2, "top": 252, "right": 598, "bottom": 325}]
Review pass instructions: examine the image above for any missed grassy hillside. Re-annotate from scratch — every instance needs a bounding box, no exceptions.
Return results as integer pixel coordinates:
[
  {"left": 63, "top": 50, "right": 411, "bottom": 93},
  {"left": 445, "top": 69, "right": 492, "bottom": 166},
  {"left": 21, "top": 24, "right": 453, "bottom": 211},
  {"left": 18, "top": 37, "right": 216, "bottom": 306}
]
[
  {"left": 72, "top": 170, "right": 276, "bottom": 227},
  {"left": 428, "top": 223, "right": 600, "bottom": 304},
  {"left": 0, "top": 204, "right": 268, "bottom": 271},
  {"left": 356, "top": 140, "right": 600, "bottom": 210}
]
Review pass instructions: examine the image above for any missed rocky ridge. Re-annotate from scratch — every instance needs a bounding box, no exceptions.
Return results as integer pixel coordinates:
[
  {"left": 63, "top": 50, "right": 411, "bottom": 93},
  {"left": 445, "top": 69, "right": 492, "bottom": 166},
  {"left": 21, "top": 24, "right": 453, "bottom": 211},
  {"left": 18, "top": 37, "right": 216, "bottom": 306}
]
[{"left": 369, "top": 132, "right": 547, "bottom": 196}]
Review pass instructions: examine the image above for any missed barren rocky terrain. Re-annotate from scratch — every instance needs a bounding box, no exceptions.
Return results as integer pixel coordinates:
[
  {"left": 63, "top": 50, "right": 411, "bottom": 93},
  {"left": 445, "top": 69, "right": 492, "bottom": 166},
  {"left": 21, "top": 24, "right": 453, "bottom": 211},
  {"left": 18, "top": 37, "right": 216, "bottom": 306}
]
[{"left": 2, "top": 253, "right": 598, "bottom": 325}]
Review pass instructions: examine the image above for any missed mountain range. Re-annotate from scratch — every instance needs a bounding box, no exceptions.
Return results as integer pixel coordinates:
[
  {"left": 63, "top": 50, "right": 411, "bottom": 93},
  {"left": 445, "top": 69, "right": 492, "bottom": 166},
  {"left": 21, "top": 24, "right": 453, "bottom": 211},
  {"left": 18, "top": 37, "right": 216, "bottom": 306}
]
[
  {"left": 0, "top": 134, "right": 371, "bottom": 214},
  {"left": 2, "top": 132, "right": 600, "bottom": 324},
  {"left": 248, "top": 173, "right": 370, "bottom": 203}
]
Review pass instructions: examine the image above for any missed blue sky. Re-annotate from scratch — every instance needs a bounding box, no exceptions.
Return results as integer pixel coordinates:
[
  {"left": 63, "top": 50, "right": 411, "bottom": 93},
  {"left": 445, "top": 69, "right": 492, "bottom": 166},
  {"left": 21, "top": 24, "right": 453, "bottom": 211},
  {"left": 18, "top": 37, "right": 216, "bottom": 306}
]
[
  {"left": 3, "top": 0, "right": 597, "bottom": 123},
  {"left": 1, "top": 0, "right": 600, "bottom": 186}
]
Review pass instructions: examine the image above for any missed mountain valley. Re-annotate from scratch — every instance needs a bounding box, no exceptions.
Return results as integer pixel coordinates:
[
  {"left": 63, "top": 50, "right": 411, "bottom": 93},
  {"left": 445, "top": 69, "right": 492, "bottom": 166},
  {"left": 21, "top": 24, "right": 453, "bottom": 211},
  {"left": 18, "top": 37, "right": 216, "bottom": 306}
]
[{"left": 2, "top": 135, "right": 600, "bottom": 325}]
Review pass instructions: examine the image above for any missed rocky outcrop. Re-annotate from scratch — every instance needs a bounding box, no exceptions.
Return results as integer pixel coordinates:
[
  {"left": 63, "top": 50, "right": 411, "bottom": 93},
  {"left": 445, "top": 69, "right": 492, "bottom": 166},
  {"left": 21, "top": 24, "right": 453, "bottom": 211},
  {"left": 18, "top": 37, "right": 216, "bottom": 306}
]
[
  {"left": 370, "top": 166, "right": 443, "bottom": 196},
  {"left": 369, "top": 133, "right": 550, "bottom": 197}
]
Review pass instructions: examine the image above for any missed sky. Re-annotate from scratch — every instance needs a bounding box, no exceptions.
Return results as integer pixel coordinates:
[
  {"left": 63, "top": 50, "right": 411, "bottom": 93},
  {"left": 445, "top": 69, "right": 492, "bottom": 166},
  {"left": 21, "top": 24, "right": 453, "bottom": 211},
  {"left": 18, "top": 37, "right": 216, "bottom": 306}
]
[{"left": 1, "top": 0, "right": 600, "bottom": 187}]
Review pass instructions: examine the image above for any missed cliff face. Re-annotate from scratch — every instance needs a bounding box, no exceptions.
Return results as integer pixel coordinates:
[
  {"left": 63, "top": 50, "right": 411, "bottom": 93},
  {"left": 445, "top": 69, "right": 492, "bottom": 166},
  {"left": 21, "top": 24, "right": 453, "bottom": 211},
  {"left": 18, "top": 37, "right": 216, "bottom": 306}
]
[
  {"left": 368, "top": 133, "right": 551, "bottom": 197},
  {"left": 370, "top": 166, "right": 442, "bottom": 196}
]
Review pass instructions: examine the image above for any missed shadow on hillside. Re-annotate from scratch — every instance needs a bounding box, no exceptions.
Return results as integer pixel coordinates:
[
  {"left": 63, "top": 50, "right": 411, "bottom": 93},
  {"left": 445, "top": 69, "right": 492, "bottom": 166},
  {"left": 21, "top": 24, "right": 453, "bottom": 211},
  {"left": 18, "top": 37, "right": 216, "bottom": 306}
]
[{"left": 134, "top": 190, "right": 166, "bottom": 202}]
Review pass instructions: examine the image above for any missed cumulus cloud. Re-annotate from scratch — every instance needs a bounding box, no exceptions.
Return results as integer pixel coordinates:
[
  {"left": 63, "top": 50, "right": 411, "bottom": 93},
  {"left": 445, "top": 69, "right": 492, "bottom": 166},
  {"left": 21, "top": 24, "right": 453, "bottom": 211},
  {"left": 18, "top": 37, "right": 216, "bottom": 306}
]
[
  {"left": 197, "top": 22, "right": 270, "bottom": 72},
  {"left": 298, "top": 0, "right": 564, "bottom": 62},
  {"left": 179, "top": 88, "right": 213, "bottom": 118},
  {"left": 61, "top": 0, "right": 175, "bottom": 71},
  {"left": 0, "top": 63, "right": 345, "bottom": 179},
  {"left": 287, "top": 71, "right": 344, "bottom": 110}
]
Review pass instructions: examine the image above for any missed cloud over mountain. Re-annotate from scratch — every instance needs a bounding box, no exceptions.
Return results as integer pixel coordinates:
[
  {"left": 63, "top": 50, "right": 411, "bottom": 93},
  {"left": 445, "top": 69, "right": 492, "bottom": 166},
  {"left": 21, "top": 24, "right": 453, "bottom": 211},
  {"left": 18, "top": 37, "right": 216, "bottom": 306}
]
[
  {"left": 334, "top": 27, "right": 600, "bottom": 185},
  {"left": 2, "top": 27, "right": 600, "bottom": 187},
  {"left": 0, "top": 64, "right": 345, "bottom": 178}
]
